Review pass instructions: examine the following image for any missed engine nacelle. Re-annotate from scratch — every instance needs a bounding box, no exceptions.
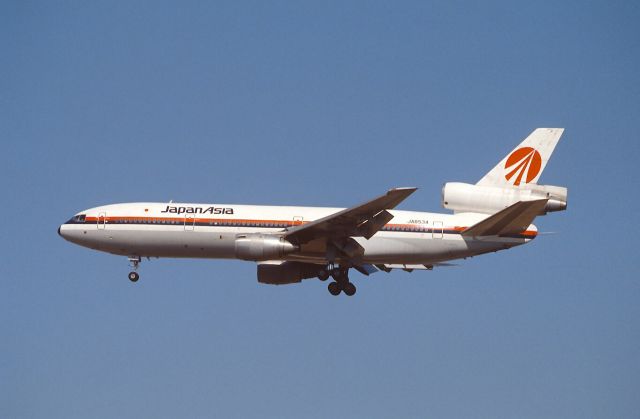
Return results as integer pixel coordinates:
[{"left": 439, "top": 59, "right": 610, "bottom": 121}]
[
  {"left": 442, "top": 182, "right": 567, "bottom": 215},
  {"left": 257, "top": 261, "right": 321, "bottom": 285},
  {"left": 235, "top": 234, "right": 299, "bottom": 261}
]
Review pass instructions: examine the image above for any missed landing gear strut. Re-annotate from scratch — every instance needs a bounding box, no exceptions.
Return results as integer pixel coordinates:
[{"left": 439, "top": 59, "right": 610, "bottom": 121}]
[
  {"left": 128, "top": 256, "right": 141, "bottom": 282},
  {"left": 327, "top": 267, "right": 357, "bottom": 297}
]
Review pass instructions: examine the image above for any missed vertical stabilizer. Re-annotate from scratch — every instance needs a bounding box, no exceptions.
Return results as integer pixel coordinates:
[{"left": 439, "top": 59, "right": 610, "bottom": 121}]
[{"left": 477, "top": 128, "right": 564, "bottom": 187}]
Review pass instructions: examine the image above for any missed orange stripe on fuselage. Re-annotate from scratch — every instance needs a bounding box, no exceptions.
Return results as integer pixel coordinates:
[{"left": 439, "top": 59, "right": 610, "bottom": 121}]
[{"left": 83, "top": 216, "right": 537, "bottom": 238}]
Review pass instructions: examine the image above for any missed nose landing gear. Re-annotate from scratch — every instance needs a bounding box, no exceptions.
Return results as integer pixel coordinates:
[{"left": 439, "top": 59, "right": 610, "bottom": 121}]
[{"left": 128, "top": 256, "right": 141, "bottom": 282}]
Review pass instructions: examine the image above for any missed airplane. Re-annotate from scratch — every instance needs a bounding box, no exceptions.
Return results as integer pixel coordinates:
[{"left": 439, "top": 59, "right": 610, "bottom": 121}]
[{"left": 58, "top": 128, "right": 567, "bottom": 296}]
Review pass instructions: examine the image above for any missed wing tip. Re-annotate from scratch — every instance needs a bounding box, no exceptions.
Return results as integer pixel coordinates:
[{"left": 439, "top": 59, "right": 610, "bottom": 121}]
[{"left": 389, "top": 186, "right": 418, "bottom": 193}]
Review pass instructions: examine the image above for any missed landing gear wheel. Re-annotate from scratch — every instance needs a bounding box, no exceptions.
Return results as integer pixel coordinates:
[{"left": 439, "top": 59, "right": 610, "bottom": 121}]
[
  {"left": 128, "top": 271, "right": 139, "bottom": 282},
  {"left": 328, "top": 281, "right": 341, "bottom": 296},
  {"left": 343, "top": 282, "right": 356, "bottom": 296},
  {"left": 318, "top": 269, "right": 330, "bottom": 281}
]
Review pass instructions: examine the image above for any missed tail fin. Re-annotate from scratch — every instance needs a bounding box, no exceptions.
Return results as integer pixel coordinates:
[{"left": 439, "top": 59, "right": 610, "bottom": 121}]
[{"left": 476, "top": 128, "right": 564, "bottom": 187}]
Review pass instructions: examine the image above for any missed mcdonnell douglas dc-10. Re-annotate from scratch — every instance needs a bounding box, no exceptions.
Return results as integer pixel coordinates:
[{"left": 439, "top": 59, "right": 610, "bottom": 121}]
[{"left": 59, "top": 128, "right": 567, "bottom": 296}]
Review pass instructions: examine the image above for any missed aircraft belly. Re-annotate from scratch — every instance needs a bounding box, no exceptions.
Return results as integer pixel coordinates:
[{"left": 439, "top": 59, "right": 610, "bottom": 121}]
[
  {"left": 66, "top": 226, "right": 237, "bottom": 258},
  {"left": 358, "top": 235, "right": 457, "bottom": 264},
  {"left": 287, "top": 233, "right": 524, "bottom": 265},
  {"left": 357, "top": 234, "right": 523, "bottom": 264},
  {"left": 64, "top": 225, "right": 527, "bottom": 264}
]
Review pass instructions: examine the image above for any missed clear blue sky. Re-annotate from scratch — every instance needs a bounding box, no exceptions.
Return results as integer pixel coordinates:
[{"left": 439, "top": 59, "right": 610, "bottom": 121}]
[{"left": 2, "top": 1, "right": 639, "bottom": 418}]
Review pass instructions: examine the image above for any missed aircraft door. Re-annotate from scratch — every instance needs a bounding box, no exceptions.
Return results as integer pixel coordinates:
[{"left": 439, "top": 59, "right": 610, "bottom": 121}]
[
  {"left": 432, "top": 221, "right": 443, "bottom": 239},
  {"left": 98, "top": 212, "right": 106, "bottom": 229},
  {"left": 184, "top": 215, "right": 195, "bottom": 231}
]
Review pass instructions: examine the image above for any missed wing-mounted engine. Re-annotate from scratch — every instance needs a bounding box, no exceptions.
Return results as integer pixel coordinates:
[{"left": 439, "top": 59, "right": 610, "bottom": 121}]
[
  {"left": 441, "top": 182, "right": 567, "bottom": 215},
  {"left": 235, "top": 234, "right": 299, "bottom": 261}
]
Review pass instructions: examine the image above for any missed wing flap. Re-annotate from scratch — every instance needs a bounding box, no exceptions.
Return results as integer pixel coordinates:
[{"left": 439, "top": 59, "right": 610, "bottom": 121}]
[
  {"left": 461, "top": 199, "right": 548, "bottom": 237},
  {"left": 375, "top": 263, "right": 457, "bottom": 272},
  {"left": 353, "top": 264, "right": 379, "bottom": 276}
]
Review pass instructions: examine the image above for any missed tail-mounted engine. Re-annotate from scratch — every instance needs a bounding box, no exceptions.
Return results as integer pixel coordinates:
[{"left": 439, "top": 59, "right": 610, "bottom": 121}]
[
  {"left": 442, "top": 182, "right": 567, "bottom": 215},
  {"left": 235, "top": 234, "right": 299, "bottom": 261}
]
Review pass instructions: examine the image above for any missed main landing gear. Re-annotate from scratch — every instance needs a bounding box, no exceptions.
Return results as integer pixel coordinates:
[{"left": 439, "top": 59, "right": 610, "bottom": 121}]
[
  {"left": 321, "top": 266, "right": 356, "bottom": 297},
  {"left": 128, "top": 256, "right": 141, "bottom": 282}
]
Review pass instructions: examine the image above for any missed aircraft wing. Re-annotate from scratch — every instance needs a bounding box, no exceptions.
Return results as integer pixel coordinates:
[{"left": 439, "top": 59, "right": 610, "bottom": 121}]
[
  {"left": 284, "top": 187, "right": 417, "bottom": 245},
  {"left": 461, "top": 199, "right": 548, "bottom": 237}
]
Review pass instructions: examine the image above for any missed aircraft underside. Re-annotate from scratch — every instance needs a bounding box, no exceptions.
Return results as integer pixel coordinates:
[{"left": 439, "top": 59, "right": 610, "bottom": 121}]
[{"left": 60, "top": 224, "right": 525, "bottom": 295}]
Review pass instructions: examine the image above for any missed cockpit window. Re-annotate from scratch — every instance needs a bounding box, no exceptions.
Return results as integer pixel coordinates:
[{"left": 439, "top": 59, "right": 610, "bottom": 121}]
[{"left": 72, "top": 214, "right": 86, "bottom": 223}]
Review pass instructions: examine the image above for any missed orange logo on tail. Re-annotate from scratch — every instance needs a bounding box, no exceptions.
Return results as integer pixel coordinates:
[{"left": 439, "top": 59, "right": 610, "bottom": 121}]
[{"left": 504, "top": 147, "right": 542, "bottom": 185}]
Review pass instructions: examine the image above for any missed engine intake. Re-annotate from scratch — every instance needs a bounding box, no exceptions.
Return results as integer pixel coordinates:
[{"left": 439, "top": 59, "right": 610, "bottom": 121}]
[
  {"left": 235, "top": 234, "right": 299, "bottom": 261},
  {"left": 442, "top": 182, "right": 567, "bottom": 215}
]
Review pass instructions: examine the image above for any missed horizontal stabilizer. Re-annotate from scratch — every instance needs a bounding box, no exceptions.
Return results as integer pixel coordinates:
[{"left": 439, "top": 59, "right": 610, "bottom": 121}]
[{"left": 461, "top": 199, "right": 548, "bottom": 237}]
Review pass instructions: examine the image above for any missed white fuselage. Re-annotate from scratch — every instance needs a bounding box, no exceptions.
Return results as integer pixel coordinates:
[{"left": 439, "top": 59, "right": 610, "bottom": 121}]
[{"left": 58, "top": 202, "right": 537, "bottom": 265}]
